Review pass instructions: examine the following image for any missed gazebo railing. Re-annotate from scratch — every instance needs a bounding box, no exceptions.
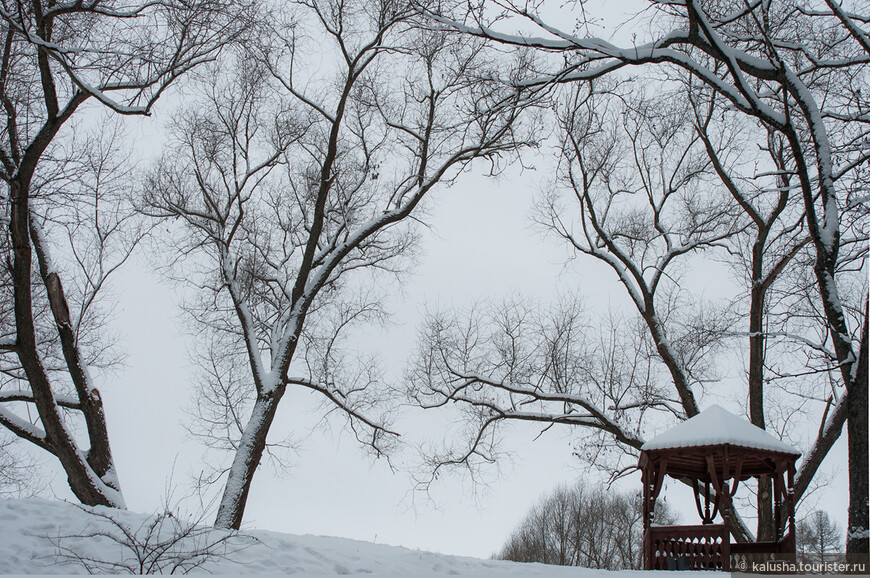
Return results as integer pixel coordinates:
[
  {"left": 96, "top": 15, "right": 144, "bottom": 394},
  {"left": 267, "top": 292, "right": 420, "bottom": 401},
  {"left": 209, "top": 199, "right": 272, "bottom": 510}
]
[
  {"left": 730, "top": 530, "right": 795, "bottom": 570},
  {"left": 645, "top": 524, "right": 730, "bottom": 570},
  {"left": 730, "top": 531, "right": 794, "bottom": 555}
]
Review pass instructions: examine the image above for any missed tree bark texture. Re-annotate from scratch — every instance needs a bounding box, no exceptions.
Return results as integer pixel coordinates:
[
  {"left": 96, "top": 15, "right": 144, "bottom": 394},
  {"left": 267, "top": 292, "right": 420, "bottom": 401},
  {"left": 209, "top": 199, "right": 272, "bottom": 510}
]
[{"left": 847, "top": 301, "right": 868, "bottom": 555}]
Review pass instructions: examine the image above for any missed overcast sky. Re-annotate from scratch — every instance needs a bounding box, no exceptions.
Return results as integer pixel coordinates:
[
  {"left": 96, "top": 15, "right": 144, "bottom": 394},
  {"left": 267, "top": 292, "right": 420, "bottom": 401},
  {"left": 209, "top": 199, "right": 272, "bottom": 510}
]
[{"left": 31, "top": 0, "right": 851, "bottom": 560}]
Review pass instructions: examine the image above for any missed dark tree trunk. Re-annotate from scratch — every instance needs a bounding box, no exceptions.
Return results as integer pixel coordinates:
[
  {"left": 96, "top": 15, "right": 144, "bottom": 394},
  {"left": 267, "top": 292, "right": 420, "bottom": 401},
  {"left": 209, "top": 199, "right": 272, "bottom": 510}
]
[
  {"left": 847, "top": 301, "right": 868, "bottom": 555},
  {"left": 10, "top": 176, "right": 121, "bottom": 507},
  {"left": 749, "top": 237, "right": 774, "bottom": 541}
]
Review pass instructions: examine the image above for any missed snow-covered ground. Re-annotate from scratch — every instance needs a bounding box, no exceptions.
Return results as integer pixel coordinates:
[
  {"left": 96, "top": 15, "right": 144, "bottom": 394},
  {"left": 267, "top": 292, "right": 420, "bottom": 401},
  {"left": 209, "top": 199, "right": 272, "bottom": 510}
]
[{"left": 0, "top": 498, "right": 713, "bottom": 575}]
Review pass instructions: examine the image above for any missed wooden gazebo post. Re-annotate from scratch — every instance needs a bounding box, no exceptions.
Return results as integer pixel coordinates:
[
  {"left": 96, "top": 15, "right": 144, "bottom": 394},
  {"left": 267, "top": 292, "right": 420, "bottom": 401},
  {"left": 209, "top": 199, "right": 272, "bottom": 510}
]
[
  {"left": 640, "top": 452, "right": 668, "bottom": 569},
  {"left": 639, "top": 405, "right": 801, "bottom": 571}
]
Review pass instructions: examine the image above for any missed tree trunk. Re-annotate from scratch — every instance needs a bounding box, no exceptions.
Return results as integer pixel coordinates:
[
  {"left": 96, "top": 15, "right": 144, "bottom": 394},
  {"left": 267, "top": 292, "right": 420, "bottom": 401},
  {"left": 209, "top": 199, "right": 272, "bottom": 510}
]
[
  {"left": 749, "top": 243, "right": 775, "bottom": 541},
  {"left": 10, "top": 178, "right": 122, "bottom": 508},
  {"left": 214, "top": 388, "right": 284, "bottom": 529},
  {"left": 847, "top": 301, "right": 868, "bottom": 555}
]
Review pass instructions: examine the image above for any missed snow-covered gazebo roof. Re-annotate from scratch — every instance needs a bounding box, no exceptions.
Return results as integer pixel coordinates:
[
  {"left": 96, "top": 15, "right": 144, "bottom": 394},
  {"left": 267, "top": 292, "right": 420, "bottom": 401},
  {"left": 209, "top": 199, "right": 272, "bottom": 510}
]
[
  {"left": 638, "top": 404, "right": 800, "bottom": 481},
  {"left": 641, "top": 404, "right": 800, "bottom": 455}
]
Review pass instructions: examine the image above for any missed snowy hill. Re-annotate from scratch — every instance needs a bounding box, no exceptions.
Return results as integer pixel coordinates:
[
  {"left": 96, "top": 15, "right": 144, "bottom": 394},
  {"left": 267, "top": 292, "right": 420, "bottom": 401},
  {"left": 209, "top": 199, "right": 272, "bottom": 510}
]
[{"left": 0, "top": 498, "right": 708, "bottom": 575}]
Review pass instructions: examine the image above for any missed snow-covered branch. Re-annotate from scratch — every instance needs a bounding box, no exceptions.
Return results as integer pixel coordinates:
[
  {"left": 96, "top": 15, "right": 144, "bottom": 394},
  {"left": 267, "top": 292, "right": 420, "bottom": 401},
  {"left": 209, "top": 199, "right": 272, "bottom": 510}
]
[{"left": 0, "top": 390, "right": 82, "bottom": 410}]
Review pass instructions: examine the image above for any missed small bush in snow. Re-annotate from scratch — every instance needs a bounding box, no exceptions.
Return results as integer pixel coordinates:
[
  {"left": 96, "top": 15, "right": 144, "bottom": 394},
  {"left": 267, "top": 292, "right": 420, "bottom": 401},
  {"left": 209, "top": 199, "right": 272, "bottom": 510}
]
[{"left": 49, "top": 504, "right": 257, "bottom": 574}]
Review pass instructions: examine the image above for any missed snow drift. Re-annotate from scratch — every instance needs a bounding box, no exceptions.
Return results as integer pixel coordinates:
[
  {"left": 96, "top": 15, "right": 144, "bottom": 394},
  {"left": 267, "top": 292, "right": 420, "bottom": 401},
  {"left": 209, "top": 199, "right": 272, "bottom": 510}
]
[{"left": 0, "top": 498, "right": 711, "bottom": 575}]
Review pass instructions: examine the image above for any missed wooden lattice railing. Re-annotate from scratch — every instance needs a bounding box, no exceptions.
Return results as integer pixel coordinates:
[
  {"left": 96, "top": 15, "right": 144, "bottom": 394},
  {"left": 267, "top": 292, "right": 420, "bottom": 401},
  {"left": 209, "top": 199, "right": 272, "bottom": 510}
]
[
  {"left": 645, "top": 524, "right": 731, "bottom": 570},
  {"left": 730, "top": 531, "right": 795, "bottom": 571}
]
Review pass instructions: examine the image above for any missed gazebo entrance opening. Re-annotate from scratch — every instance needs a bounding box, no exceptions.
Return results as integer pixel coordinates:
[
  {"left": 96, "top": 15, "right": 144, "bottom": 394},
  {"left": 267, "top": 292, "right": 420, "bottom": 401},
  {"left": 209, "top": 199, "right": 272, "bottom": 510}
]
[{"left": 639, "top": 405, "right": 800, "bottom": 571}]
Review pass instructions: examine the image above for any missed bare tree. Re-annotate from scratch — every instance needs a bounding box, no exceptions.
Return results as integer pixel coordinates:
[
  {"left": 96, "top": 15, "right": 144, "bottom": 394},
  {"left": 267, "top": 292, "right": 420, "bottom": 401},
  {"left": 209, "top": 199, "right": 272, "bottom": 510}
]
[
  {"left": 497, "top": 479, "right": 677, "bottom": 570},
  {"left": 143, "top": 0, "right": 538, "bottom": 530},
  {"left": 420, "top": 0, "right": 869, "bottom": 551},
  {"left": 408, "top": 84, "right": 752, "bottom": 529},
  {"left": 797, "top": 509, "right": 843, "bottom": 565},
  {"left": 687, "top": 86, "right": 852, "bottom": 541},
  {"left": 0, "top": 119, "right": 148, "bottom": 507},
  {"left": 0, "top": 0, "right": 251, "bottom": 507}
]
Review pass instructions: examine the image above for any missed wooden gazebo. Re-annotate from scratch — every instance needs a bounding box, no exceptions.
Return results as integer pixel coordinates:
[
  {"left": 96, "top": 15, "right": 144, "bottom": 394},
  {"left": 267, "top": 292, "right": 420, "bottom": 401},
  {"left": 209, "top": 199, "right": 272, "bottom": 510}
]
[{"left": 639, "top": 405, "right": 800, "bottom": 571}]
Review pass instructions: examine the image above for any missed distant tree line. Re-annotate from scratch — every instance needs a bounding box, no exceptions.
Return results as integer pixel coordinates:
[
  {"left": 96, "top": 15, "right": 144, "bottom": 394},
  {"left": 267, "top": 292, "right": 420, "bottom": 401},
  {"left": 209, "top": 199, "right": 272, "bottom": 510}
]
[{"left": 496, "top": 480, "right": 677, "bottom": 570}]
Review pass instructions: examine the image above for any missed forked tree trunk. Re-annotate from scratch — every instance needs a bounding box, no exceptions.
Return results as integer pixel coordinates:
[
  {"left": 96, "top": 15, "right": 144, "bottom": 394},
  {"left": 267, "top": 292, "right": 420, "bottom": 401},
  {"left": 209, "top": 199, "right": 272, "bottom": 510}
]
[{"left": 9, "top": 175, "right": 123, "bottom": 508}]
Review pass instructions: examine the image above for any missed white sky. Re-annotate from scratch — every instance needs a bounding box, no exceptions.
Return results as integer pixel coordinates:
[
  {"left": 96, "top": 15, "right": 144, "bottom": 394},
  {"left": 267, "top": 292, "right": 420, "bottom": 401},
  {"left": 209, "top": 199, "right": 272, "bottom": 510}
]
[{"left": 30, "top": 0, "right": 851, "bottom": 561}]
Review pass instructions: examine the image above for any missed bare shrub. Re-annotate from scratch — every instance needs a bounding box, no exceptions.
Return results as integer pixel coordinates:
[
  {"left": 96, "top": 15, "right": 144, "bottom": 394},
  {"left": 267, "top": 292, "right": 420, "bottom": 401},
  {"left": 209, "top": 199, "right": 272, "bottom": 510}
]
[{"left": 50, "top": 504, "right": 257, "bottom": 574}]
